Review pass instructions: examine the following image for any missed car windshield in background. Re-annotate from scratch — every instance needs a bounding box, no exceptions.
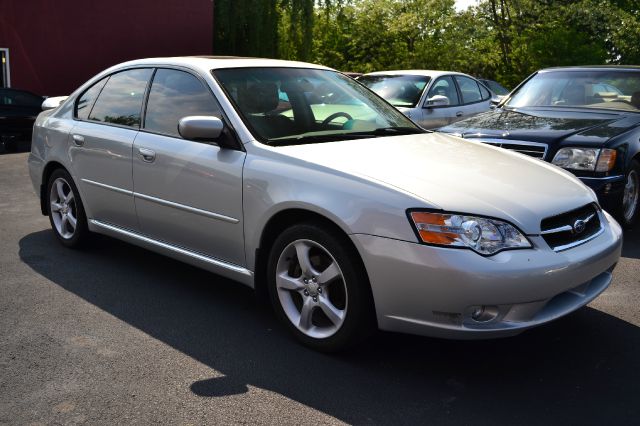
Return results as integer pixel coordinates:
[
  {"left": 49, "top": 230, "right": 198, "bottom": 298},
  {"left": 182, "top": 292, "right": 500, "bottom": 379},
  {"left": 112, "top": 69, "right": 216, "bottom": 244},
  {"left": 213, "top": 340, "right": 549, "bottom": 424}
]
[
  {"left": 506, "top": 70, "right": 640, "bottom": 112},
  {"left": 356, "top": 75, "right": 430, "bottom": 108},
  {"left": 213, "top": 68, "right": 422, "bottom": 145}
]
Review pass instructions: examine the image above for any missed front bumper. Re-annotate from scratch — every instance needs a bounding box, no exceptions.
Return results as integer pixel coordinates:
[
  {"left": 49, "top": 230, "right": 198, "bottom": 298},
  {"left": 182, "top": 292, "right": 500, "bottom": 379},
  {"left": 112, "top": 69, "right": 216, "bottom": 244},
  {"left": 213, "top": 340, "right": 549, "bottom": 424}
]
[{"left": 350, "top": 211, "right": 623, "bottom": 339}]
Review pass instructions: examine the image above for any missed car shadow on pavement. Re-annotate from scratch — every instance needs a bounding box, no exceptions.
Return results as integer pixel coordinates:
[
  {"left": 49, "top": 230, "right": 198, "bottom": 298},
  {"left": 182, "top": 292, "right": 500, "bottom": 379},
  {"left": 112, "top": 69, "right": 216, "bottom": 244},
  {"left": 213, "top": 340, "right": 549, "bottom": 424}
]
[{"left": 19, "top": 230, "right": 640, "bottom": 425}]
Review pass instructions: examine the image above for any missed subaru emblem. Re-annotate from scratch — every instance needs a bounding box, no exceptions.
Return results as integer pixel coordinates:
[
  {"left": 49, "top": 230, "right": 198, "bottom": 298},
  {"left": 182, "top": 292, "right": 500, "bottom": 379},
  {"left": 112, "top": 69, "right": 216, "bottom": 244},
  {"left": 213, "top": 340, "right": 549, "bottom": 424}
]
[{"left": 573, "top": 219, "right": 586, "bottom": 234}]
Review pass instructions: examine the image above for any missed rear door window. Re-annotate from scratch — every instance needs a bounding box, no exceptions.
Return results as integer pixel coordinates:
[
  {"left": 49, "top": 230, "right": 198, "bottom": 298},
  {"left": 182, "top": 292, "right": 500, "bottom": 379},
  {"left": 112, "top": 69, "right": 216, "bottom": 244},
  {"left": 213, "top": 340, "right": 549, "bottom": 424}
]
[
  {"left": 455, "top": 76, "right": 483, "bottom": 105},
  {"left": 89, "top": 68, "right": 153, "bottom": 128},
  {"left": 144, "top": 69, "right": 221, "bottom": 137}
]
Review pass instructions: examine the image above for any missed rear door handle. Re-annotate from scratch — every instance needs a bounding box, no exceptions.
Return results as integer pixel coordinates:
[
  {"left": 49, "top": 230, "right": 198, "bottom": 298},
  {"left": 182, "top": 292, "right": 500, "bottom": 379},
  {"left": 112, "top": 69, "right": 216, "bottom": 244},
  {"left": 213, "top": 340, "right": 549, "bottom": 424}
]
[
  {"left": 72, "top": 134, "right": 85, "bottom": 146},
  {"left": 138, "top": 148, "right": 156, "bottom": 163},
  {"left": 455, "top": 111, "right": 464, "bottom": 117}
]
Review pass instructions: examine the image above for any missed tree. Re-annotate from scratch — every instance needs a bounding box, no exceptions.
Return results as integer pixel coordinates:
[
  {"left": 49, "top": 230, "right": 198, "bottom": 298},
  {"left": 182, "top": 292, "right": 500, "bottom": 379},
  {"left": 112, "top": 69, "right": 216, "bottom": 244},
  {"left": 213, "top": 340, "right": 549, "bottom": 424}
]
[{"left": 214, "top": 0, "right": 640, "bottom": 87}]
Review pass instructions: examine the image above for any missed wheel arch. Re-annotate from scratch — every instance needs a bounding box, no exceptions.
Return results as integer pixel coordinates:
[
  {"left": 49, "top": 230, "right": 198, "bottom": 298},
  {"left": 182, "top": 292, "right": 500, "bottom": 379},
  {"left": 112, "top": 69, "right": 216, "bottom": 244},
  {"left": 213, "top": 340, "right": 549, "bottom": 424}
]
[
  {"left": 40, "top": 161, "right": 69, "bottom": 215},
  {"left": 252, "top": 208, "right": 374, "bottom": 312}
]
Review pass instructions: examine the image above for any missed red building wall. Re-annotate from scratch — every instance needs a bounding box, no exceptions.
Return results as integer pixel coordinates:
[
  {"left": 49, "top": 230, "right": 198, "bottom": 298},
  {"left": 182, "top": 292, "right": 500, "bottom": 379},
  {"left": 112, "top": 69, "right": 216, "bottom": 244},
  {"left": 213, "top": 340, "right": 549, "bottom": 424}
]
[{"left": 0, "top": 0, "right": 213, "bottom": 96}]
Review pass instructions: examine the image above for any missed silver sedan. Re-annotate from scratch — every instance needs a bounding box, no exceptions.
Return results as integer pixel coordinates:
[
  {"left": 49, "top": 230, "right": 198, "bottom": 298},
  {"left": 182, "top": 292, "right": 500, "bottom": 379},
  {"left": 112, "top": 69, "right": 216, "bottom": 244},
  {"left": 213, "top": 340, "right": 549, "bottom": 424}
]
[
  {"left": 357, "top": 70, "right": 494, "bottom": 129},
  {"left": 28, "top": 57, "right": 622, "bottom": 352}
]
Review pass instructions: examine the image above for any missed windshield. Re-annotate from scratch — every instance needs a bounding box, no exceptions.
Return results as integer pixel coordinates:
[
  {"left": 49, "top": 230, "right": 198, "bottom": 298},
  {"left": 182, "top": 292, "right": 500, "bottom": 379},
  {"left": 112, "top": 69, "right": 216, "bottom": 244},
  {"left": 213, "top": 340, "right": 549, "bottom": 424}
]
[
  {"left": 213, "top": 68, "right": 422, "bottom": 145},
  {"left": 506, "top": 70, "right": 640, "bottom": 112},
  {"left": 355, "top": 75, "right": 430, "bottom": 108}
]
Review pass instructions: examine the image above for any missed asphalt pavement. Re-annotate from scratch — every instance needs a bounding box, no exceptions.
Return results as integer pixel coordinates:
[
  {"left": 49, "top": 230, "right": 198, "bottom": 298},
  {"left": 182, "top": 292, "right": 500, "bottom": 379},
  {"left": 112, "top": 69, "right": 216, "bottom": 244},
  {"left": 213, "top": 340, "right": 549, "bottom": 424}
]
[{"left": 1, "top": 151, "right": 639, "bottom": 425}]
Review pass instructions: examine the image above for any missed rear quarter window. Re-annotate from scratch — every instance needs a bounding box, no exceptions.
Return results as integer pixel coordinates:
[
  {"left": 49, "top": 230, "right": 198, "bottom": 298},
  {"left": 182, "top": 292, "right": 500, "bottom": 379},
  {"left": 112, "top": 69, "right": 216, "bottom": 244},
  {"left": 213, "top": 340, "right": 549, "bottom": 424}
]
[{"left": 75, "top": 77, "right": 108, "bottom": 120}]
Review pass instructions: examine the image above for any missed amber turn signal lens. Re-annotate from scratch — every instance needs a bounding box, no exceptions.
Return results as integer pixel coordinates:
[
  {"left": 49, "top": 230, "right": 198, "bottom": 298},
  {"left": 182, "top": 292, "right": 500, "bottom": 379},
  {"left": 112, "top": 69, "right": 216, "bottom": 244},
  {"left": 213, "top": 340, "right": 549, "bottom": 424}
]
[
  {"left": 596, "top": 149, "right": 617, "bottom": 172},
  {"left": 410, "top": 212, "right": 458, "bottom": 245}
]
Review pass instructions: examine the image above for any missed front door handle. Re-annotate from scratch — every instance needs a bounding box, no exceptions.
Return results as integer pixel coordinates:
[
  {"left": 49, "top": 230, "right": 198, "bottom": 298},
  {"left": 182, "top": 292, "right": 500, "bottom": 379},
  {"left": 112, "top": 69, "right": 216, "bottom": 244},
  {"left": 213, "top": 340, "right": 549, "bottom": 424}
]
[
  {"left": 455, "top": 111, "right": 464, "bottom": 117},
  {"left": 72, "top": 134, "right": 85, "bottom": 146},
  {"left": 138, "top": 148, "right": 156, "bottom": 163}
]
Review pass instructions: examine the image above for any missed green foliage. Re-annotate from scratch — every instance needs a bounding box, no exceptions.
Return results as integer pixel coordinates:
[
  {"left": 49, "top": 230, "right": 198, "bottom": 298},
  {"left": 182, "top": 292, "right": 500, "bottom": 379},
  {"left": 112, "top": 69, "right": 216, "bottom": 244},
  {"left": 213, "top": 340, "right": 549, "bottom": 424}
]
[
  {"left": 213, "top": 0, "right": 640, "bottom": 87},
  {"left": 213, "top": 0, "right": 279, "bottom": 57}
]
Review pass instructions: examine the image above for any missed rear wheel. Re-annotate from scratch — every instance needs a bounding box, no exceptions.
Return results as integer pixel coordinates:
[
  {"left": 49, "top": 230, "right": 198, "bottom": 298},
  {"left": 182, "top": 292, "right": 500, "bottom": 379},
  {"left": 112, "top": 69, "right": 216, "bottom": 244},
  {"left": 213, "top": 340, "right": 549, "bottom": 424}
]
[
  {"left": 46, "top": 169, "right": 90, "bottom": 247},
  {"left": 617, "top": 159, "right": 640, "bottom": 228},
  {"left": 266, "top": 223, "right": 375, "bottom": 352}
]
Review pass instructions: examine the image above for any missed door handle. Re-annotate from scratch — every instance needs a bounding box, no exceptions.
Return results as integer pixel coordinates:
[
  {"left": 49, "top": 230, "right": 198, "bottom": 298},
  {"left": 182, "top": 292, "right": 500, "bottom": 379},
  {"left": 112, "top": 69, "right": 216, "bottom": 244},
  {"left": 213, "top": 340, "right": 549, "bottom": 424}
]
[
  {"left": 455, "top": 111, "right": 464, "bottom": 117},
  {"left": 72, "top": 134, "right": 85, "bottom": 146},
  {"left": 138, "top": 148, "right": 156, "bottom": 163}
]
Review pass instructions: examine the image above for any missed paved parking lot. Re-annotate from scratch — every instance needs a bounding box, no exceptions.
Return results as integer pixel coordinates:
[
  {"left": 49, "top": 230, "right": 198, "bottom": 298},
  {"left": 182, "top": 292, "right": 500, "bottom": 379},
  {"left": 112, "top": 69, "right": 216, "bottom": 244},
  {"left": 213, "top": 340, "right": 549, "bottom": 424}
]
[{"left": 1, "top": 151, "right": 639, "bottom": 425}]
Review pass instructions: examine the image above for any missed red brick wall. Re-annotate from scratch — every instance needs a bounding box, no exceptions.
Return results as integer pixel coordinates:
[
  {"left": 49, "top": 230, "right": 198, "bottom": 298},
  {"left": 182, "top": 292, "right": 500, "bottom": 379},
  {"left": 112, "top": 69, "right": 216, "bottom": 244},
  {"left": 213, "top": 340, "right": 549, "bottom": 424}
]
[{"left": 0, "top": 0, "right": 213, "bottom": 96}]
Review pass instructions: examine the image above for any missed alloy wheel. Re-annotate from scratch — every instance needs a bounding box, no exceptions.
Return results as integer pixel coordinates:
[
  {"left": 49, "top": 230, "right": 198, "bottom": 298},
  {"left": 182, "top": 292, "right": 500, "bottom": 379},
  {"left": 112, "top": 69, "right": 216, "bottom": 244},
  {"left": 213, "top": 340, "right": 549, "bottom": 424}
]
[
  {"left": 623, "top": 169, "right": 639, "bottom": 222},
  {"left": 49, "top": 177, "right": 78, "bottom": 239},
  {"left": 275, "top": 239, "right": 348, "bottom": 339}
]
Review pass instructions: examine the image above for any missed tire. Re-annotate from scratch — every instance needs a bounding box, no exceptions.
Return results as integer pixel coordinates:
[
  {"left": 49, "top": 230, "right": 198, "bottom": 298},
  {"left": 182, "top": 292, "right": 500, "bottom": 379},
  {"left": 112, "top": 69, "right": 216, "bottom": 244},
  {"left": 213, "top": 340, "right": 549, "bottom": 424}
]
[
  {"left": 616, "top": 159, "right": 640, "bottom": 229},
  {"left": 266, "top": 223, "right": 375, "bottom": 352},
  {"left": 46, "top": 168, "right": 90, "bottom": 248}
]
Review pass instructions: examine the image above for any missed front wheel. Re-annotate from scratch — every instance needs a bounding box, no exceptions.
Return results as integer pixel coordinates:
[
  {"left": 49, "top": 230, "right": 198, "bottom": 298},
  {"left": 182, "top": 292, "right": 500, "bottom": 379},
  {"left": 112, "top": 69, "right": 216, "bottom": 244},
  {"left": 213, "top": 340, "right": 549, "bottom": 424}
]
[
  {"left": 617, "top": 159, "right": 640, "bottom": 228},
  {"left": 266, "top": 223, "right": 375, "bottom": 352}
]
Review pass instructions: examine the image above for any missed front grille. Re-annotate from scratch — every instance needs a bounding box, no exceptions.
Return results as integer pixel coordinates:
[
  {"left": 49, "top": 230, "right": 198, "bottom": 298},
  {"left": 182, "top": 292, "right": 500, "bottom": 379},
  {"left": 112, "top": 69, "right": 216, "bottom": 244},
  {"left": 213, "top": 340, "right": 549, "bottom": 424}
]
[
  {"left": 498, "top": 142, "right": 546, "bottom": 158},
  {"left": 541, "top": 203, "right": 603, "bottom": 251},
  {"left": 475, "top": 139, "right": 548, "bottom": 159}
]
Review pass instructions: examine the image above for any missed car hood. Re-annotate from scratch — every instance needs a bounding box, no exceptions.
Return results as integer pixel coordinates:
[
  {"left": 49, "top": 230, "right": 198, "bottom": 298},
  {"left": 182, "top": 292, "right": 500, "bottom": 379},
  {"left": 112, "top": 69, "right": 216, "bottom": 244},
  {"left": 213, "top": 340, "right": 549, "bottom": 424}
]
[
  {"left": 439, "top": 107, "right": 640, "bottom": 147},
  {"left": 274, "top": 132, "right": 597, "bottom": 234}
]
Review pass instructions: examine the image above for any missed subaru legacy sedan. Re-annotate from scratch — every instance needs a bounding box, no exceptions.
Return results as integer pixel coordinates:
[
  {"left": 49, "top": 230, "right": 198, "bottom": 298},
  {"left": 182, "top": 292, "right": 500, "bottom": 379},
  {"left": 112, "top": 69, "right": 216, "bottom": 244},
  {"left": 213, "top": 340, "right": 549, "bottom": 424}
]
[
  {"left": 357, "top": 70, "right": 494, "bottom": 129},
  {"left": 28, "top": 57, "right": 622, "bottom": 352}
]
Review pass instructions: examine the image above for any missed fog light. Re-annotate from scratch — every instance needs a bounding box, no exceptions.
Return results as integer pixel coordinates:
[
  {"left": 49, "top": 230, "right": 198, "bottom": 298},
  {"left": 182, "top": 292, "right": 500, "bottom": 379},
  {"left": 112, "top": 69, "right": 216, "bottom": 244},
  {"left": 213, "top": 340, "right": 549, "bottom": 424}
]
[{"left": 470, "top": 305, "right": 499, "bottom": 322}]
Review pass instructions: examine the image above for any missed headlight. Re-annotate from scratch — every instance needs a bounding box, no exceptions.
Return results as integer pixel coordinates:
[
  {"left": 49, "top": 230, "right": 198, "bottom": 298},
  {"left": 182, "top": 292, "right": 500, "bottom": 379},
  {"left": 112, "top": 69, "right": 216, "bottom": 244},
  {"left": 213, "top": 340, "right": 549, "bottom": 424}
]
[
  {"left": 409, "top": 211, "right": 531, "bottom": 256},
  {"left": 552, "top": 148, "right": 617, "bottom": 172}
]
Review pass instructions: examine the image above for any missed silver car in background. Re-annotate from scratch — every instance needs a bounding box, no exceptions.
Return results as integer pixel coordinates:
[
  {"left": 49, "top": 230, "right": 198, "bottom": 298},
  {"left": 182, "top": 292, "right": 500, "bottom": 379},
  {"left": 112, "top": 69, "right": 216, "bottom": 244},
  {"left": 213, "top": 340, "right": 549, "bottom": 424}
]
[
  {"left": 358, "top": 70, "right": 494, "bottom": 129},
  {"left": 29, "top": 57, "right": 622, "bottom": 352}
]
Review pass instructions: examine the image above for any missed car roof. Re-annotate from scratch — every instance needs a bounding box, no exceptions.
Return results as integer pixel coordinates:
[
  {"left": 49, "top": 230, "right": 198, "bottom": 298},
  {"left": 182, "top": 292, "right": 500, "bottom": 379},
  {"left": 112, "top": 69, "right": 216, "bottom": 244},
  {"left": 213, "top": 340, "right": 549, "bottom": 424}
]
[
  {"left": 107, "top": 56, "right": 335, "bottom": 73},
  {"left": 540, "top": 65, "right": 640, "bottom": 72},
  {"left": 361, "top": 70, "right": 471, "bottom": 78}
]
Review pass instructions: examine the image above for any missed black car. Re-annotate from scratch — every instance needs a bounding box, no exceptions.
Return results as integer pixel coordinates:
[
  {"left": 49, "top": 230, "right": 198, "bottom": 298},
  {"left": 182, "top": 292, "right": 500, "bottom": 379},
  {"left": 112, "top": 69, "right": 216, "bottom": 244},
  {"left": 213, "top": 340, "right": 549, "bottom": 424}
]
[
  {"left": 0, "top": 88, "right": 44, "bottom": 152},
  {"left": 439, "top": 66, "right": 640, "bottom": 227}
]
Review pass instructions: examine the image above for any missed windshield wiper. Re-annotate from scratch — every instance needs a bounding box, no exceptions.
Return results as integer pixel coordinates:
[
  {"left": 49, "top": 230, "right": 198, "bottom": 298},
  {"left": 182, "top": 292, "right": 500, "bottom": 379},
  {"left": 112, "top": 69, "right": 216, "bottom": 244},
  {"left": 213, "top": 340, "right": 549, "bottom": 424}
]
[
  {"left": 364, "top": 126, "right": 426, "bottom": 135},
  {"left": 269, "top": 133, "right": 374, "bottom": 146},
  {"left": 268, "top": 126, "right": 426, "bottom": 146}
]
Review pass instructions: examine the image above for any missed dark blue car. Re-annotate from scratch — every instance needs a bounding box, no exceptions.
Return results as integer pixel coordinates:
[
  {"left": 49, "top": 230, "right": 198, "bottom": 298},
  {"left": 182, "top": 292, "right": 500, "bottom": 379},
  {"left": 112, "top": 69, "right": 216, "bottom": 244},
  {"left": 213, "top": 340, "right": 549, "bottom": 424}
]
[{"left": 439, "top": 66, "right": 640, "bottom": 228}]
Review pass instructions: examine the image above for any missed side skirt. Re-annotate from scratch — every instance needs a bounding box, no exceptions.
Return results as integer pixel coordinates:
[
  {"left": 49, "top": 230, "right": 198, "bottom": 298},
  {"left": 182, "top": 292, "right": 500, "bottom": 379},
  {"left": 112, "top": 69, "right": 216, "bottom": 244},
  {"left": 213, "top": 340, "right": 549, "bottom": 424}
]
[{"left": 88, "top": 219, "right": 254, "bottom": 288}]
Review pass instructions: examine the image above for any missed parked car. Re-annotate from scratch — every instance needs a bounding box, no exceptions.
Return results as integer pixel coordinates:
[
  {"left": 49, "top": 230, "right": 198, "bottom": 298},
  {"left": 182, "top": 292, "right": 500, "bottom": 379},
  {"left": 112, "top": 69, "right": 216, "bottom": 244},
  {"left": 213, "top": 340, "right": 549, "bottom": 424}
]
[
  {"left": 29, "top": 57, "right": 622, "bottom": 351},
  {"left": 478, "top": 78, "right": 510, "bottom": 103},
  {"left": 0, "top": 88, "right": 44, "bottom": 152},
  {"left": 357, "top": 70, "right": 493, "bottom": 129},
  {"left": 478, "top": 78, "right": 510, "bottom": 96},
  {"left": 439, "top": 66, "right": 640, "bottom": 227}
]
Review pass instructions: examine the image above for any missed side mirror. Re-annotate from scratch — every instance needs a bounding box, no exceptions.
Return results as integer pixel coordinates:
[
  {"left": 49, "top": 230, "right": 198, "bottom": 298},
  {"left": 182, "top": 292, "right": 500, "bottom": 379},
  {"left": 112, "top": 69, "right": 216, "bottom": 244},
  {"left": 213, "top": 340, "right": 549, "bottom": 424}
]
[
  {"left": 178, "top": 116, "right": 224, "bottom": 142},
  {"left": 424, "top": 95, "right": 450, "bottom": 108},
  {"left": 42, "top": 96, "right": 68, "bottom": 111}
]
